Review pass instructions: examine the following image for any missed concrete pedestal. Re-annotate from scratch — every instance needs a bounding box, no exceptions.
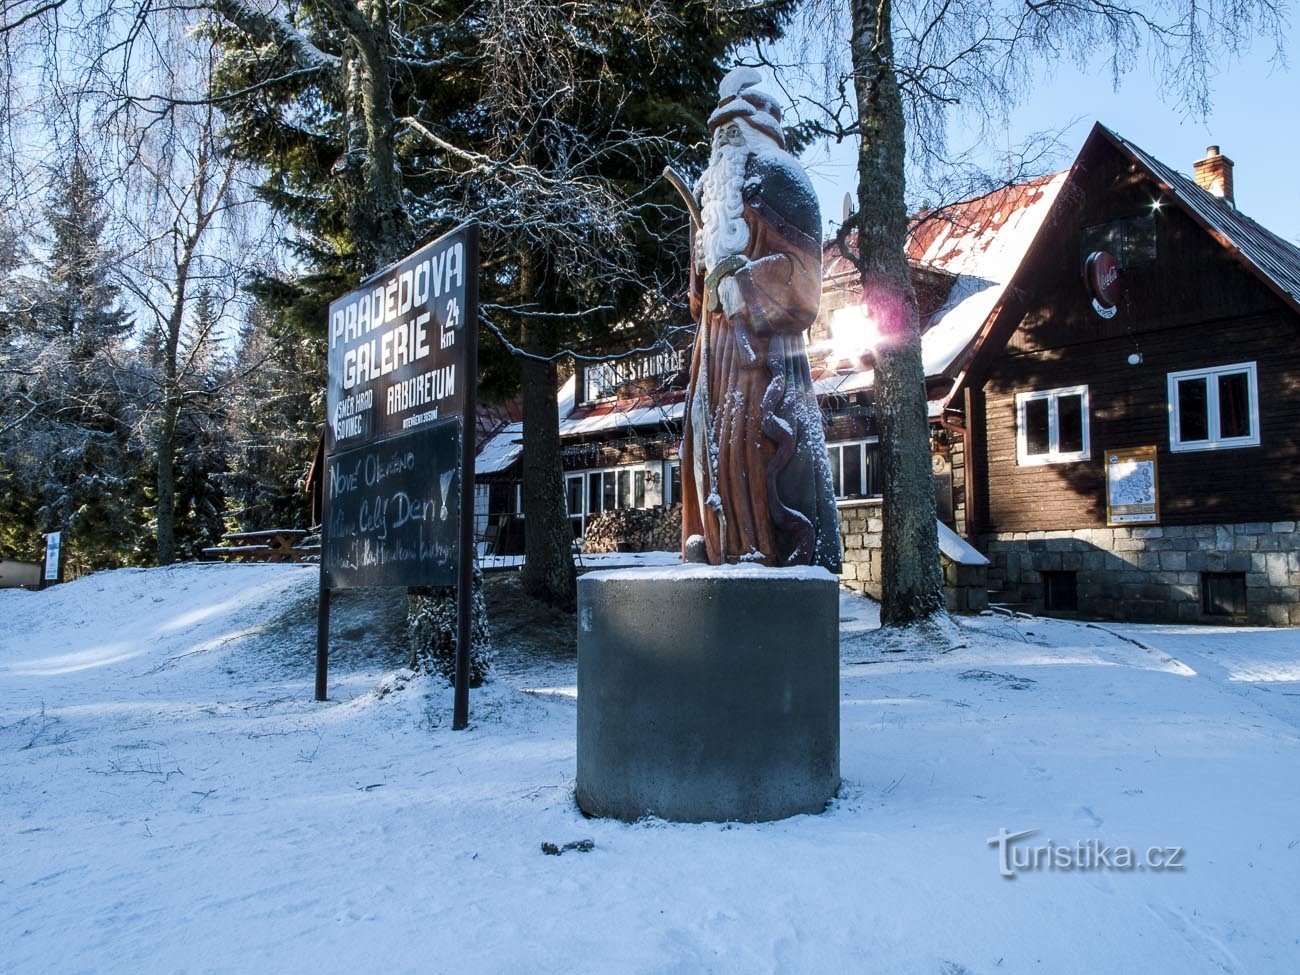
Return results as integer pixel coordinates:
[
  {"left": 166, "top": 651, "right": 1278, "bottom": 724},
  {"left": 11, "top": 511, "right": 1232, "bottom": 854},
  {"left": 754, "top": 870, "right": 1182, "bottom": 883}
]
[{"left": 576, "top": 565, "right": 840, "bottom": 823}]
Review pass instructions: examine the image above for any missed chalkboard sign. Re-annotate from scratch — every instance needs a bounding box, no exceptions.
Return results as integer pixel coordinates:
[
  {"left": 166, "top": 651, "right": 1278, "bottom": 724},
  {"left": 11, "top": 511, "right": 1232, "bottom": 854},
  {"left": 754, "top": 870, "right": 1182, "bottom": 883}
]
[{"left": 323, "top": 420, "right": 461, "bottom": 590}]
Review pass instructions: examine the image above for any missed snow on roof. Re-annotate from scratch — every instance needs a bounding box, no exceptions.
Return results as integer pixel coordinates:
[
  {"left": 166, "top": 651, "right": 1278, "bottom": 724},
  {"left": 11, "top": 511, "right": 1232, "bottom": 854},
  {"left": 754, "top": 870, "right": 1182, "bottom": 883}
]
[
  {"left": 477, "top": 375, "right": 684, "bottom": 474},
  {"left": 813, "top": 367, "right": 944, "bottom": 418},
  {"left": 1103, "top": 127, "right": 1300, "bottom": 313},
  {"left": 475, "top": 426, "right": 523, "bottom": 475},
  {"left": 558, "top": 375, "right": 684, "bottom": 436},
  {"left": 938, "top": 520, "right": 989, "bottom": 566},
  {"left": 818, "top": 173, "right": 1068, "bottom": 394}
]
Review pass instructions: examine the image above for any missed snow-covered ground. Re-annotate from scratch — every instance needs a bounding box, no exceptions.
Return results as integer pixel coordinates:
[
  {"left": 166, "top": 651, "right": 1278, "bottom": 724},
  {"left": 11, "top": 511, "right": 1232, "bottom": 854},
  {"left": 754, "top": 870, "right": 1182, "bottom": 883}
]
[{"left": 3, "top": 564, "right": 1298, "bottom": 973}]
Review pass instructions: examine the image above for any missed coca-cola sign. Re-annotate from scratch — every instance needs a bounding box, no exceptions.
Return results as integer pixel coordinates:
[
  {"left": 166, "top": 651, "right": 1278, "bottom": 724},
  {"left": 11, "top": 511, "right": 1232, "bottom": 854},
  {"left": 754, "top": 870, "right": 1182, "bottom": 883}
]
[{"left": 1085, "top": 250, "right": 1120, "bottom": 319}]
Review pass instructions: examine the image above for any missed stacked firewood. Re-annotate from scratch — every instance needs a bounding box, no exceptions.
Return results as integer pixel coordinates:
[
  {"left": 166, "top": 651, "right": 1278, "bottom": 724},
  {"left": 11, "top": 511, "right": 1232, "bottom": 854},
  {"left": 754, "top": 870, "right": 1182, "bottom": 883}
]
[{"left": 582, "top": 504, "right": 682, "bottom": 554}]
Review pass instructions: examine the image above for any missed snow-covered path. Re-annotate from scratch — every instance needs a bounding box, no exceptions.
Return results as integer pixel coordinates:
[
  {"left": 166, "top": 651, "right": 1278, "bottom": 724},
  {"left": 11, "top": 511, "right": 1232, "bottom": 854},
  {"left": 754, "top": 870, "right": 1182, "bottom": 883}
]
[
  {"left": 1110, "top": 621, "right": 1300, "bottom": 735},
  {"left": 2, "top": 565, "right": 1298, "bottom": 974}
]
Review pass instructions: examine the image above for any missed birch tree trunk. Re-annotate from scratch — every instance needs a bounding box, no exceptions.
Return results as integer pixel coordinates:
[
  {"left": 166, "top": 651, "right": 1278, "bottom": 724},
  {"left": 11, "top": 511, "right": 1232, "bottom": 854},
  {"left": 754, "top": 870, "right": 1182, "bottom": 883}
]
[
  {"left": 848, "top": 0, "right": 945, "bottom": 625},
  {"left": 155, "top": 399, "right": 180, "bottom": 564}
]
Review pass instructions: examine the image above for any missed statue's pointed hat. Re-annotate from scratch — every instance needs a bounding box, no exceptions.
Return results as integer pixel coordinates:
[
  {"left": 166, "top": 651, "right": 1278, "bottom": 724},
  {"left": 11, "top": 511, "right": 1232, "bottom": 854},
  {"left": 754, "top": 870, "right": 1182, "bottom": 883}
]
[{"left": 707, "top": 67, "right": 785, "bottom": 148}]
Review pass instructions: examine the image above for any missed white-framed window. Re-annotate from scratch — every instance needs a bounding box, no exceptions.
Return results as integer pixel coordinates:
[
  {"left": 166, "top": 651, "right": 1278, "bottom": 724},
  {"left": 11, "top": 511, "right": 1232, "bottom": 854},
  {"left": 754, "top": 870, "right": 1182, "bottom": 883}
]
[
  {"left": 565, "top": 462, "right": 665, "bottom": 538},
  {"left": 826, "top": 439, "right": 881, "bottom": 499},
  {"left": 1015, "top": 386, "right": 1090, "bottom": 465},
  {"left": 1167, "top": 362, "right": 1260, "bottom": 452}
]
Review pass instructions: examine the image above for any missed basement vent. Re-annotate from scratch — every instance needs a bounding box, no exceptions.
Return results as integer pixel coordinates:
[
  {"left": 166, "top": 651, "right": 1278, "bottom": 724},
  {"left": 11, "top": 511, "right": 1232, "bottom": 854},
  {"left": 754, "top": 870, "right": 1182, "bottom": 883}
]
[
  {"left": 1041, "top": 571, "right": 1079, "bottom": 612},
  {"left": 1202, "top": 572, "right": 1247, "bottom": 617}
]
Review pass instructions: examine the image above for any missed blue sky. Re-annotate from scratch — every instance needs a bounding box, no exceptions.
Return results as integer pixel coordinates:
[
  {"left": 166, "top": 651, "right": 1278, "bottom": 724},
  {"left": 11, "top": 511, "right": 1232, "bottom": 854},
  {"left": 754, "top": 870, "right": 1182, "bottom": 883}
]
[{"left": 797, "top": 47, "right": 1300, "bottom": 245}]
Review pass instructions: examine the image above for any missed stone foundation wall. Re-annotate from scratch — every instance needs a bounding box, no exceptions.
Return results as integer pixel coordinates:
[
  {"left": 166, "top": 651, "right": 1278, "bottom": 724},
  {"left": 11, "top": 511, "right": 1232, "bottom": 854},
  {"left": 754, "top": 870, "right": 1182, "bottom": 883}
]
[
  {"left": 839, "top": 501, "right": 988, "bottom": 614},
  {"left": 980, "top": 522, "right": 1300, "bottom": 625}
]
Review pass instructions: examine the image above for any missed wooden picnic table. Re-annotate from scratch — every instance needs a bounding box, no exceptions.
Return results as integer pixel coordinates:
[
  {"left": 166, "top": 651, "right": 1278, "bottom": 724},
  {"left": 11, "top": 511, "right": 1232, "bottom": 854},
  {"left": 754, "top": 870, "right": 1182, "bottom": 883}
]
[{"left": 203, "top": 528, "right": 320, "bottom": 564}]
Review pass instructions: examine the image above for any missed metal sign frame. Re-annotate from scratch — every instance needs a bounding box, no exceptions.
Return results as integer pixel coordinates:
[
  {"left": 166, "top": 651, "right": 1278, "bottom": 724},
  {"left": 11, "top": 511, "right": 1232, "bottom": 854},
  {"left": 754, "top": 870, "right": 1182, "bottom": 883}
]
[
  {"left": 316, "top": 223, "right": 479, "bottom": 730},
  {"left": 1105, "top": 444, "right": 1160, "bottom": 527}
]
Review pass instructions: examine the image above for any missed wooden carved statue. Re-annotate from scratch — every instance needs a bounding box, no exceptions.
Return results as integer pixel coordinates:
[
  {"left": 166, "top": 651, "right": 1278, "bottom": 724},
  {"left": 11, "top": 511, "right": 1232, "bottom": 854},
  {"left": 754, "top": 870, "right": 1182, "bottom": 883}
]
[{"left": 669, "top": 67, "right": 841, "bottom": 572}]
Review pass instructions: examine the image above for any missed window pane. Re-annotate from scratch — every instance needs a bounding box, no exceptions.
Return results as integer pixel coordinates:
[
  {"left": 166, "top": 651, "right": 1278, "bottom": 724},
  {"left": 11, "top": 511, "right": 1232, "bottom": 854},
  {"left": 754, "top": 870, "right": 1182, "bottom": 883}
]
[
  {"left": 1124, "top": 213, "right": 1157, "bottom": 265},
  {"left": 864, "top": 443, "right": 881, "bottom": 496},
  {"left": 844, "top": 443, "right": 863, "bottom": 496},
  {"left": 566, "top": 477, "right": 582, "bottom": 516},
  {"left": 618, "top": 469, "right": 632, "bottom": 509},
  {"left": 1177, "top": 378, "right": 1209, "bottom": 442},
  {"left": 1058, "top": 394, "right": 1084, "bottom": 454},
  {"left": 1024, "top": 398, "right": 1050, "bottom": 455},
  {"left": 1082, "top": 214, "right": 1156, "bottom": 268},
  {"left": 602, "top": 472, "right": 615, "bottom": 511},
  {"left": 634, "top": 470, "right": 646, "bottom": 508},
  {"left": 828, "top": 446, "right": 843, "bottom": 497},
  {"left": 489, "top": 482, "right": 510, "bottom": 514},
  {"left": 1218, "top": 371, "right": 1250, "bottom": 439},
  {"left": 588, "top": 472, "right": 602, "bottom": 513},
  {"left": 670, "top": 463, "right": 681, "bottom": 506}
]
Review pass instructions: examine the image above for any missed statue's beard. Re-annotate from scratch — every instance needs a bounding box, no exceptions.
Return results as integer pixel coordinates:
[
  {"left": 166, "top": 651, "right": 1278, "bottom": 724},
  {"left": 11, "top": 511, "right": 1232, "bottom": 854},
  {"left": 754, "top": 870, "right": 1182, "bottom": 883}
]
[{"left": 698, "top": 143, "right": 750, "bottom": 273}]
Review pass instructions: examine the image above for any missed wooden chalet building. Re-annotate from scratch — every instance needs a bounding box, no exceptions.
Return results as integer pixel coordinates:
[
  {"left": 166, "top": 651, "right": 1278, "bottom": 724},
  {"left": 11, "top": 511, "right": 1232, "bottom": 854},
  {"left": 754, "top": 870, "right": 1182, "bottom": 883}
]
[
  {"left": 943, "top": 124, "right": 1300, "bottom": 625},
  {"left": 476, "top": 122, "right": 1300, "bottom": 624}
]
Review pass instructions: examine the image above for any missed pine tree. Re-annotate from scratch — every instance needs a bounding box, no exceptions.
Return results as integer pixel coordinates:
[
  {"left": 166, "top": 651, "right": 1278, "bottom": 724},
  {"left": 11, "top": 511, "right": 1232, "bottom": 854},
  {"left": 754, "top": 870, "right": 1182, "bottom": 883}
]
[
  {"left": 37, "top": 153, "right": 134, "bottom": 358},
  {"left": 0, "top": 157, "right": 148, "bottom": 571},
  {"left": 220, "top": 304, "right": 321, "bottom": 533},
  {"left": 209, "top": 0, "right": 799, "bottom": 611}
]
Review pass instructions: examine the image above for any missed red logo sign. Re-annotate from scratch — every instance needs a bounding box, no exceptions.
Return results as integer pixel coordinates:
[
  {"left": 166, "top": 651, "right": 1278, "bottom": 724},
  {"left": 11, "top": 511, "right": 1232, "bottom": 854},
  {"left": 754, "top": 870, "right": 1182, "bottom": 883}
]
[{"left": 1085, "top": 251, "right": 1120, "bottom": 318}]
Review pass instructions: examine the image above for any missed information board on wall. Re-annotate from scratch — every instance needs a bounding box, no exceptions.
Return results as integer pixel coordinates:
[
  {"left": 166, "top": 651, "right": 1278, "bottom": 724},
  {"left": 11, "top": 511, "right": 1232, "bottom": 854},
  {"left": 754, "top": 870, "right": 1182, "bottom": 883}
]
[{"left": 1106, "top": 445, "right": 1160, "bottom": 526}]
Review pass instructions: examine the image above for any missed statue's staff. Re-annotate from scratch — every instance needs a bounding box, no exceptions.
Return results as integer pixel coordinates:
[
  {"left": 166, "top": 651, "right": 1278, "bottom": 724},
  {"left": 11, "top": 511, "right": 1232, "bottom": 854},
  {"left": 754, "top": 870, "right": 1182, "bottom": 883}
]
[
  {"left": 663, "top": 165, "right": 726, "bottom": 561},
  {"left": 662, "top": 166, "right": 702, "bottom": 227}
]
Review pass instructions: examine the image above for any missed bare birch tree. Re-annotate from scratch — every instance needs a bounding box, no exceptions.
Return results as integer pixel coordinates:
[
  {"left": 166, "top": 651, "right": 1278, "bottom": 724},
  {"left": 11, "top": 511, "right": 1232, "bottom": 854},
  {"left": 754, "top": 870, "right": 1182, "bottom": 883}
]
[{"left": 114, "top": 100, "right": 268, "bottom": 564}]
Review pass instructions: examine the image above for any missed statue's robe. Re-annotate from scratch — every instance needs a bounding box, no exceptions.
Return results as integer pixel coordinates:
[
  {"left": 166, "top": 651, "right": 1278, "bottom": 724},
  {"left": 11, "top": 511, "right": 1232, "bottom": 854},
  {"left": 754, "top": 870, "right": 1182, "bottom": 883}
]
[{"left": 680, "top": 153, "right": 842, "bottom": 572}]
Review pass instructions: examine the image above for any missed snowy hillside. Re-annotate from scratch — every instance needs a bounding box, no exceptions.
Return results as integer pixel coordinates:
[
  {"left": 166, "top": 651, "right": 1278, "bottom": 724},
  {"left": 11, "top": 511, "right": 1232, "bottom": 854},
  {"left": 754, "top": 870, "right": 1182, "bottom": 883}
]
[{"left": 3, "top": 564, "right": 1299, "bottom": 973}]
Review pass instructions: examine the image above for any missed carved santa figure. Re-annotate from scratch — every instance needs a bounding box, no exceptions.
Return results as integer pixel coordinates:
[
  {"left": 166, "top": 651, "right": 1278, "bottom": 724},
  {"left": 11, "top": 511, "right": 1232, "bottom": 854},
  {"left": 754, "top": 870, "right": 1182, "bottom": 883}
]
[{"left": 680, "top": 67, "right": 841, "bottom": 572}]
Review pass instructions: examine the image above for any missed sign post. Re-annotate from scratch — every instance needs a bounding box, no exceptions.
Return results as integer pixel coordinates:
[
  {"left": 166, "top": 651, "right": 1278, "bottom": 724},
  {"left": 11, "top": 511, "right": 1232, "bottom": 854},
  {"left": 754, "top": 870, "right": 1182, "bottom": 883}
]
[
  {"left": 453, "top": 228, "right": 479, "bottom": 730},
  {"left": 316, "top": 223, "right": 479, "bottom": 728},
  {"left": 42, "top": 532, "right": 64, "bottom": 589}
]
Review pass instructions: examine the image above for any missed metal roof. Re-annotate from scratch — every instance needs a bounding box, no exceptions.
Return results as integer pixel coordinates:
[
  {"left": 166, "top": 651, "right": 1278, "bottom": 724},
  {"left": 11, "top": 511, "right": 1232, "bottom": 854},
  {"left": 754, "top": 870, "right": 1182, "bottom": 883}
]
[
  {"left": 815, "top": 172, "right": 1068, "bottom": 394},
  {"left": 1103, "top": 125, "right": 1300, "bottom": 313}
]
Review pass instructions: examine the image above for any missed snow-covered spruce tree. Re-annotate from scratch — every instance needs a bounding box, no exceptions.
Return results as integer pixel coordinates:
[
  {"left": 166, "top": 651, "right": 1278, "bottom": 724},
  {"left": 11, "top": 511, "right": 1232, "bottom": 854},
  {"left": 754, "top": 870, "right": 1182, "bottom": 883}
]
[
  {"left": 34, "top": 154, "right": 135, "bottom": 357},
  {"left": 0, "top": 215, "right": 40, "bottom": 559},
  {"left": 205, "top": 0, "right": 799, "bottom": 613},
  {"left": 0, "top": 154, "right": 149, "bottom": 570},
  {"left": 219, "top": 304, "right": 322, "bottom": 533},
  {"left": 407, "top": 566, "right": 492, "bottom": 688}
]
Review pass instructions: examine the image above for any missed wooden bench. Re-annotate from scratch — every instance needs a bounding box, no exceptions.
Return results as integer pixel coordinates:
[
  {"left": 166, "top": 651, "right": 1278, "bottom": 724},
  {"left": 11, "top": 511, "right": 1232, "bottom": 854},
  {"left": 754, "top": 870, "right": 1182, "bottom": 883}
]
[{"left": 202, "top": 529, "right": 319, "bottom": 564}]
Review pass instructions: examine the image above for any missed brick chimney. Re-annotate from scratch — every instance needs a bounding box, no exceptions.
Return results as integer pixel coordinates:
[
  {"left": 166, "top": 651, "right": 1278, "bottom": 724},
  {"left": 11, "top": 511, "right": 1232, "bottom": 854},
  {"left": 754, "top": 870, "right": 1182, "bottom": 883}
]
[{"left": 1193, "top": 145, "right": 1235, "bottom": 206}]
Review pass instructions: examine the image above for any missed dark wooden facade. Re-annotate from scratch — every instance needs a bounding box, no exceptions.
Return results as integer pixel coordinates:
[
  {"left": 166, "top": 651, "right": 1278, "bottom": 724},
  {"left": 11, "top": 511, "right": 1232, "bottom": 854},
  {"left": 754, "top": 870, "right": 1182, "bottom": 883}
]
[{"left": 959, "top": 132, "right": 1300, "bottom": 535}]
